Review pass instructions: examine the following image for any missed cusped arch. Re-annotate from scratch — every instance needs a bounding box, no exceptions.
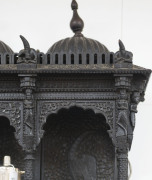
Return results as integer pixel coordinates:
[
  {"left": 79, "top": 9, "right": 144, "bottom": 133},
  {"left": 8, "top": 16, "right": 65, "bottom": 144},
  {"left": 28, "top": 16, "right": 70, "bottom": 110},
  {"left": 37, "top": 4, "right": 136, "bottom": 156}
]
[
  {"left": 38, "top": 101, "right": 114, "bottom": 145},
  {"left": 44, "top": 105, "right": 109, "bottom": 128},
  {"left": 39, "top": 105, "right": 115, "bottom": 179},
  {"left": 0, "top": 116, "right": 25, "bottom": 169},
  {"left": 44, "top": 106, "right": 110, "bottom": 131},
  {"left": 0, "top": 102, "right": 22, "bottom": 147},
  {"left": 0, "top": 116, "right": 16, "bottom": 131}
]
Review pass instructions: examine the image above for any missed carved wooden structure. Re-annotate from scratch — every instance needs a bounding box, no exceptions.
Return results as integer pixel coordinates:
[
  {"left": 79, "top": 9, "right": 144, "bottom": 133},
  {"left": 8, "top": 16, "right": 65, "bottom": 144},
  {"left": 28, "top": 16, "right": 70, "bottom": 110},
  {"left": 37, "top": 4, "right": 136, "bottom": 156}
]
[{"left": 0, "top": 0, "right": 151, "bottom": 179}]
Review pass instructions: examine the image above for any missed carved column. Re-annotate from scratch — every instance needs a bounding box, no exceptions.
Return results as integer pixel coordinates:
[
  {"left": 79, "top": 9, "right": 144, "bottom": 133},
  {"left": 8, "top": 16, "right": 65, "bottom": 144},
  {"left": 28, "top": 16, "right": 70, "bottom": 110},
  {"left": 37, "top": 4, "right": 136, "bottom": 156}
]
[
  {"left": 128, "top": 91, "right": 141, "bottom": 149},
  {"left": 117, "top": 137, "right": 128, "bottom": 180},
  {"left": 115, "top": 75, "right": 132, "bottom": 180},
  {"left": 19, "top": 74, "right": 37, "bottom": 180},
  {"left": 24, "top": 153, "right": 35, "bottom": 180}
]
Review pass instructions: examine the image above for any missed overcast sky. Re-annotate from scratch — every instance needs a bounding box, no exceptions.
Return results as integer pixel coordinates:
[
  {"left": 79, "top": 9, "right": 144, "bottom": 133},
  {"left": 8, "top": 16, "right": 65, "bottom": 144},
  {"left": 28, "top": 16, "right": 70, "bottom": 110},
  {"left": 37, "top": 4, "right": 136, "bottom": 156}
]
[{"left": 0, "top": 0, "right": 151, "bottom": 179}]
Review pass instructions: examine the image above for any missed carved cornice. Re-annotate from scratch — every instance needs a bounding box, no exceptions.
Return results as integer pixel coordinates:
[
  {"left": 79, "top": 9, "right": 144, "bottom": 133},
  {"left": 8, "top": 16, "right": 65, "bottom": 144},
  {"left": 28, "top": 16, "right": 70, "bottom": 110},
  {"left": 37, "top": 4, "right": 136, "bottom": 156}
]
[
  {"left": 0, "top": 67, "right": 150, "bottom": 75},
  {"left": 35, "top": 88, "right": 114, "bottom": 92},
  {"left": 35, "top": 92, "right": 117, "bottom": 100},
  {"left": 0, "top": 93, "right": 25, "bottom": 100}
]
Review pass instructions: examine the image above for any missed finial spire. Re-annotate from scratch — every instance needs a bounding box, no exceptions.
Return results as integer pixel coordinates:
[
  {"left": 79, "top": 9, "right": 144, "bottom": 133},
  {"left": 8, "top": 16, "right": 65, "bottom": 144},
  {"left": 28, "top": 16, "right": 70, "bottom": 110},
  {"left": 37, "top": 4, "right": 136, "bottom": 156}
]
[{"left": 70, "top": 0, "right": 84, "bottom": 37}]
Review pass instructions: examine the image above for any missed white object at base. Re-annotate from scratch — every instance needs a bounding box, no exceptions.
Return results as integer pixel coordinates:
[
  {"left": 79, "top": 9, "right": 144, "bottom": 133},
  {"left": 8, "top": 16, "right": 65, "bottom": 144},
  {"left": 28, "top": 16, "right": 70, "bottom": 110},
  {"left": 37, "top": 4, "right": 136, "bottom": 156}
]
[{"left": 3, "top": 157, "right": 11, "bottom": 167}]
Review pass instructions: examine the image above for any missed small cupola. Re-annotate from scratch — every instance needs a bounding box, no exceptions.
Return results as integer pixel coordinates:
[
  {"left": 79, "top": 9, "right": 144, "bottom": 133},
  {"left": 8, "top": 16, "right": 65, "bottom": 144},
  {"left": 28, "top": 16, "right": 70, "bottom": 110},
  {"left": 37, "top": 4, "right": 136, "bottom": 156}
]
[
  {"left": 47, "top": 0, "right": 111, "bottom": 65},
  {"left": 0, "top": 41, "right": 13, "bottom": 54}
]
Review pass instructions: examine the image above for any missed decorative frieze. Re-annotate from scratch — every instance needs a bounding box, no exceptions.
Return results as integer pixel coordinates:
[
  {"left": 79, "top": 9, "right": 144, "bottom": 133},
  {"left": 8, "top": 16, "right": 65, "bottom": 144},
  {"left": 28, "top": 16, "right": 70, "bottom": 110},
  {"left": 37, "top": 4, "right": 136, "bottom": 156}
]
[{"left": 35, "top": 92, "right": 117, "bottom": 100}]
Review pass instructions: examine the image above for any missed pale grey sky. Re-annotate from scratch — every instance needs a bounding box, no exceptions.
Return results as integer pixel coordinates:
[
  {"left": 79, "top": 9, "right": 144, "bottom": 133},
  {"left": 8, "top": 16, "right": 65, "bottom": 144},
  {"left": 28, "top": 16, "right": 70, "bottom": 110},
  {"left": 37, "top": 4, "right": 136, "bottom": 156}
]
[{"left": 0, "top": 0, "right": 151, "bottom": 179}]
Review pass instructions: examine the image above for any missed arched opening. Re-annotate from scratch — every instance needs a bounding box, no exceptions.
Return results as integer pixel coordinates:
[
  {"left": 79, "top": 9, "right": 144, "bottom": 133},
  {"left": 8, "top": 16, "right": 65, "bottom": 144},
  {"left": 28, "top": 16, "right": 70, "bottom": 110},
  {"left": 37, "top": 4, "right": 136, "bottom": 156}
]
[
  {"left": 39, "top": 53, "right": 43, "bottom": 64},
  {"left": 63, "top": 54, "right": 66, "bottom": 64},
  {"left": 40, "top": 107, "right": 115, "bottom": 180},
  {"left": 71, "top": 54, "right": 74, "bottom": 64},
  {"left": 55, "top": 54, "right": 58, "bottom": 64},
  {"left": 86, "top": 54, "right": 90, "bottom": 64},
  {"left": 94, "top": 54, "right": 98, "bottom": 64},
  {"left": 0, "top": 116, "right": 24, "bottom": 169},
  {"left": 102, "top": 54, "right": 105, "bottom": 64},
  {"left": 79, "top": 54, "right": 82, "bottom": 64},
  {"left": 47, "top": 54, "right": 50, "bottom": 64},
  {"left": 14, "top": 54, "right": 18, "bottom": 64},
  {"left": 110, "top": 53, "right": 113, "bottom": 64},
  {"left": 6, "top": 55, "right": 10, "bottom": 64}
]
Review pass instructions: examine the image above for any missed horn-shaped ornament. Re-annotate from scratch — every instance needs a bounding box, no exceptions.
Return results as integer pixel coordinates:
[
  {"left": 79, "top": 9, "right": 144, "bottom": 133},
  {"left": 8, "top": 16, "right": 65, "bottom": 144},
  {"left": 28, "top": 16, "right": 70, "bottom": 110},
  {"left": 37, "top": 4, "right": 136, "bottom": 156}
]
[
  {"left": 119, "top": 39, "right": 125, "bottom": 51},
  {"left": 114, "top": 40, "right": 133, "bottom": 67},
  {"left": 20, "top": 35, "right": 30, "bottom": 50},
  {"left": 19, "top": 35, "right": 32, "bottom": 60}
]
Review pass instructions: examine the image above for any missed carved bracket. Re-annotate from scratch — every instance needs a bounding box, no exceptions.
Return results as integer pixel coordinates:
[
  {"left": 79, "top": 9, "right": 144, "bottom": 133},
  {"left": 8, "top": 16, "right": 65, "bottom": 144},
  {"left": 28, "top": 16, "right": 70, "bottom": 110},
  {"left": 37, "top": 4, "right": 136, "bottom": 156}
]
[
  {"left": 128, "top": 91, "right": 141, "bottom": 149},
  {"left": 37, "top": 101, "right": 115, "bottom": 146}
]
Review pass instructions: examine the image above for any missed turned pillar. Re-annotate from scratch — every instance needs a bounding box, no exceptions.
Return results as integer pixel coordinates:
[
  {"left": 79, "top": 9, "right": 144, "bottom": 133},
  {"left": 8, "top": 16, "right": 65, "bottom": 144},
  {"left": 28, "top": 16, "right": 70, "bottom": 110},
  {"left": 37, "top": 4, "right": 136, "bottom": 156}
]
[
  {"left": 19, "top": 74, "right": 37, "bottom": 180},
  {"left": 114, "top": 75, "right": 132, "bottom": 180}
]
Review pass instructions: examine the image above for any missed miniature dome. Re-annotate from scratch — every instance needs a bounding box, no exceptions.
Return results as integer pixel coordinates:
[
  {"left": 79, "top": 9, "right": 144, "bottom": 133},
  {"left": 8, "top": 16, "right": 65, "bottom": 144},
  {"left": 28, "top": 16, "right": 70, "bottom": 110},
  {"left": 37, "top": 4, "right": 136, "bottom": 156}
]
[
  {"left": 0, "top": 41, "right": 13, "bottom": 54},
  {"left": 47, "top": 37, "right": 109, "bottom": 54},
  {"left": 47, "top": 0, "right": 109, "bottom": 54}
]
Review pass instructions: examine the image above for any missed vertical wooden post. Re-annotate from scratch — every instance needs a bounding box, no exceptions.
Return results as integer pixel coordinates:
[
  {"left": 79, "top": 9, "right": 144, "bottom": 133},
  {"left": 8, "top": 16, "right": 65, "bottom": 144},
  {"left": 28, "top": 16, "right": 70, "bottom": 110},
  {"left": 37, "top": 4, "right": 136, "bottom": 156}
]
[{"left": 24, "top": 153, "right": 35, "bottom": 180}]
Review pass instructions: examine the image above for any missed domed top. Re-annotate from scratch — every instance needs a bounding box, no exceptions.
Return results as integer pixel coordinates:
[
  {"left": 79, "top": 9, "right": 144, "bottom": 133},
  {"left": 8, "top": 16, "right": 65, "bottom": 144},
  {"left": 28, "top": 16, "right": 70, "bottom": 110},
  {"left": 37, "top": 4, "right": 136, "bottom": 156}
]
[
  {"left": 47, "top": 0, "right": 109, "bottom": 54},
  {"left": 47, "top": 36, "right": 109, "bottom": 54},
  {"left": 0, "top": 41, "right": 13, "bottom": 54}
]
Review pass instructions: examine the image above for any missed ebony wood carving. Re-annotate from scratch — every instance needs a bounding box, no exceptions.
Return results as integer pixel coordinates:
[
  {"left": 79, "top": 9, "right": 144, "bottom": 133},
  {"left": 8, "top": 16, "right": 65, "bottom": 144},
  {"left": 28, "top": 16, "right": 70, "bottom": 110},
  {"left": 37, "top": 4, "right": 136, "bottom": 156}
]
[{"left": 0, "top": 0, "right": 151, "bottom": 180}]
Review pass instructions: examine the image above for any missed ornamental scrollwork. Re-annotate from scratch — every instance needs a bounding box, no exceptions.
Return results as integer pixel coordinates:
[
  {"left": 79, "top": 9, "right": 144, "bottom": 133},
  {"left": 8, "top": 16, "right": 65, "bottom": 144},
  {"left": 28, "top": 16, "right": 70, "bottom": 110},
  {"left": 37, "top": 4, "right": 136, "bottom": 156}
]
[
  {"left": 0, "top": 101, "right": 22, "bottom": 146},
  {"left": 38, "top": 101, "right": 115, "bottom": 145}
]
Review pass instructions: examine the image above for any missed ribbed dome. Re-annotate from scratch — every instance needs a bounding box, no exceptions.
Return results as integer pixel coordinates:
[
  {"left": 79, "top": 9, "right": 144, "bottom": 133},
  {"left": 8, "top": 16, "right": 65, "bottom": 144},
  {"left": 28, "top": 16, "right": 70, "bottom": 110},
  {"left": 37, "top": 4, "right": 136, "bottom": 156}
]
[
  {"left": 47, "top": 0, "right": 109, "bottom": 55},
  {"left": 47, "top": 36, "right": 109, "bottom": 54},
  {"left": 0, "top": 41, "right": 13, "bottom": 54}
]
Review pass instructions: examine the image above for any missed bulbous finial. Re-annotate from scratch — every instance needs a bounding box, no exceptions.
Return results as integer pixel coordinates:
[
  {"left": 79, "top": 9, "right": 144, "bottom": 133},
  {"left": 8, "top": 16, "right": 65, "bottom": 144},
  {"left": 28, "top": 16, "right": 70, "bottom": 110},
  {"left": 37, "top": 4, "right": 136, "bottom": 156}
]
[
  {"left": 70, "top": 0, "right": 84, "bottom": 37},
  {"left": 71, "top": 0, "right": 78, "bottom": 10}
]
